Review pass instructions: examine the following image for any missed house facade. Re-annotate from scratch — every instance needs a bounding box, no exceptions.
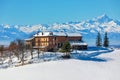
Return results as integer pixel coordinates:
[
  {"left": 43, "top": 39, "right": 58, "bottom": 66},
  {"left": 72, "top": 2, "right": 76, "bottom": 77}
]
[{"left": 25, "top": 31, "right": 87, "bottom": 51}]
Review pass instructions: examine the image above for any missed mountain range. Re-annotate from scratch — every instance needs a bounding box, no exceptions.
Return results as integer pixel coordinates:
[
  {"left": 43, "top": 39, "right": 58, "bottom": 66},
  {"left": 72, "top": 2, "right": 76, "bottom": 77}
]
[{"left": 0, "top": 14, "right": 120, "bottom": 46}]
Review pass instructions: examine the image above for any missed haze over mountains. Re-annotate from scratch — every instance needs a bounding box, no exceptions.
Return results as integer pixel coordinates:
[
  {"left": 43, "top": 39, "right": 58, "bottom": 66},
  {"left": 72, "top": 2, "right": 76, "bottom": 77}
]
[{"left": 0, "top": 14, "right": 120, "bottom": 46}]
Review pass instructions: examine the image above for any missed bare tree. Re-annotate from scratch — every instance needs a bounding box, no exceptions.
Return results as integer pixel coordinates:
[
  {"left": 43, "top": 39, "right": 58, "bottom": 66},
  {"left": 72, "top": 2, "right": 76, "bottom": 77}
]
[
  {"left": 17, "top": 39, "right": 26, "bottom": 65},
  {"left": 0, "top": 45, "right": 4, "bottom": 65},
  {"left": 10, "top": 39, "right": 26, "bottom": 65},
  {"left": 9, "top": 41, "right": 19, "bottom": 60},
  {"left": 26, "top": 44, "right": 33, "bottom": 59}
]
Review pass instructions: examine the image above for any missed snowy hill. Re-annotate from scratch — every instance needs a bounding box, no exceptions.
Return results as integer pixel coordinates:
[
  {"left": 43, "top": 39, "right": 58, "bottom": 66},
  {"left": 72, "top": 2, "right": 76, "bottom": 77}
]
[
  {"left": 0, "top": 14, "right": 120, "bottom": 45},
  {"left": 0, "top": 49, "right": 120, "bottom": 80}
]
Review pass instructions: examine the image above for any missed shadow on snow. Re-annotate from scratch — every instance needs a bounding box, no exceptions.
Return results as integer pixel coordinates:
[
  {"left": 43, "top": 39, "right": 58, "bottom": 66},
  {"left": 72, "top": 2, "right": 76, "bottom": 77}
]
[{"left": 71, "top": 49, "right": 114, "bottom": 62}]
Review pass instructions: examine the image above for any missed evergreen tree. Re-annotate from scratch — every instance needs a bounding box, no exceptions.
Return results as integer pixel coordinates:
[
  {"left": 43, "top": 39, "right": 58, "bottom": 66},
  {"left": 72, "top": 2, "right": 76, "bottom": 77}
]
[
  {"left": 96, "top": 32, "right": 102, "bottom": 47},
  {"left": 61, "top": 41, "right": 71, "bottom": 56},
  {"left": 103, "top": 32, "right": 109, "bottom": 47}
]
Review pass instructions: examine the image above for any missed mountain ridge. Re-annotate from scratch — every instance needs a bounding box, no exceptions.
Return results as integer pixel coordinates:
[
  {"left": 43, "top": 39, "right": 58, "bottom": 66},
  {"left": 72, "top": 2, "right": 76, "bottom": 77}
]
[{"left": 0, "top": 14, "right": 120, "bottom": 46}]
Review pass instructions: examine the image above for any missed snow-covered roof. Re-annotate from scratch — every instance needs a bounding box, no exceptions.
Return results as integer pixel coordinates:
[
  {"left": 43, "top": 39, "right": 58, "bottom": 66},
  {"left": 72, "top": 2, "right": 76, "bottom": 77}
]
[
  {"left": 34, "top": 32, "right": 53, "bottom": 37},
  {"left": 25, "top": 37, "right": 34, "bottom": 41},
  {"left": 66, "top": 33, "right": 82, "bottom": 37},
  {"left": 53, "top": 32, "right": 66, "bottom": 36},
  {"left": 70, "top": 41, "right": 87, "bottom": 46},
  {"left": 34, "top": 31, "right": 82, "bottom": 37}
]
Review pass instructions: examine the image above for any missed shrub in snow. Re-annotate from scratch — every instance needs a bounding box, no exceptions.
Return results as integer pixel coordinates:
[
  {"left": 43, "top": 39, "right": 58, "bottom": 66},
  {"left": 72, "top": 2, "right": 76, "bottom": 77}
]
[{"left": 61, "top": 55, "right": 71, "bottom": 59}]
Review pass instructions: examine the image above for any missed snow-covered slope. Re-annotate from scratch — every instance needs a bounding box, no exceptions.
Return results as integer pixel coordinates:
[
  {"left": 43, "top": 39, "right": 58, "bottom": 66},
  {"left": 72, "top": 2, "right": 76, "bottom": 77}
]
[
  {"left": 0, "top": 49, "right": 120, "bottom": 80},
  {"left": 0, "top": 14, "right": 120, "bottom": 45}
]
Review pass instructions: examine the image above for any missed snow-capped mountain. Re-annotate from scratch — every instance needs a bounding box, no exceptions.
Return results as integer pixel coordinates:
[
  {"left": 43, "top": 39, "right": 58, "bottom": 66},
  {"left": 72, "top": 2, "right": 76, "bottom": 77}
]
[
  {"left": 0, "top": 14, "right": 120, "bottom": 46},
  {"left": 48, "top": 14, "right": 120, "bottom": 33}
]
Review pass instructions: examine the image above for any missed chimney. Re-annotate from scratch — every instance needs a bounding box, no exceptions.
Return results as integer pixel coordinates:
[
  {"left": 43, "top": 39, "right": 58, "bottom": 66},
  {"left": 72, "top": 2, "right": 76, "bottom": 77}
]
[
  {"left": 50, "top": 32, "right": 53, "bottom": 35},
  {"left": 42, "top": 32, "right": 44, "bottom": 35}
]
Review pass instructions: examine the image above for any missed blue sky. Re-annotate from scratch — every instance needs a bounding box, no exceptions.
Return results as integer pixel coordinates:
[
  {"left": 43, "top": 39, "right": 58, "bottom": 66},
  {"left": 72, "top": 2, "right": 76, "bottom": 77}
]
[{"left": 0, "top": 0, "right": 120, "bottom": 25}]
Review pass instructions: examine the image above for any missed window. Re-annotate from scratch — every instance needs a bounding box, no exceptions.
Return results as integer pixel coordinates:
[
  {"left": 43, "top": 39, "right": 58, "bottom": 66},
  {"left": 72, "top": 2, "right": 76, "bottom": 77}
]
[
  {"left": 40, "top": 38, "right": 49, "bottom": 41},
  {"left": 46, "top": 38, "right": 49, "bottom": 41},
  {"left": 55, "top": 37, "right": 56, "bottom": 40},
  {"left": 40, "top": 38, "right": 44, "bottom": 41},
  {"left": 36, "top": 43, "right": 38, "bottom": 46},
  {"left": 35, "top": 38, "right": 38, "bottom": 42}
]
